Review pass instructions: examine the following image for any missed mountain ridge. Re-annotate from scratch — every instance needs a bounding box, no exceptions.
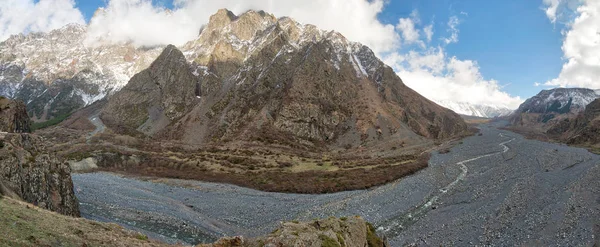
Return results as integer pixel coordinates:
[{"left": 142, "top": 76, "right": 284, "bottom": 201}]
[
  {"left": 0, "top": 8, "right": 506, "bottom": 124},
  {"left": 510, "top": 88, "right": 599, "bottom": 129},
  {"left": 100, "top": 9, "right": 468, "bottom": 147}
]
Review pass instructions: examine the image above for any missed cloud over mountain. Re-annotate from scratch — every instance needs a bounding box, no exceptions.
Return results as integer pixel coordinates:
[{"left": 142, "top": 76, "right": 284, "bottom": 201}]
[{"left": 0, "top": 0, "right": 85, "bottom": 41}]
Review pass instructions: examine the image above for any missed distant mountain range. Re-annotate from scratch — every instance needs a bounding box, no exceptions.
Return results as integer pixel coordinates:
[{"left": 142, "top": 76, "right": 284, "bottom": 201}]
[{"left": 437, "top": 100, "right": 513, "bottom": 118}]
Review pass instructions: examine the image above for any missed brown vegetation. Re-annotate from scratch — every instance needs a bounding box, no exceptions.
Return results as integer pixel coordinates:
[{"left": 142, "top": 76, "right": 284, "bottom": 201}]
[{"left": 99, "top": 151, "right": 429, "bottom": 194}]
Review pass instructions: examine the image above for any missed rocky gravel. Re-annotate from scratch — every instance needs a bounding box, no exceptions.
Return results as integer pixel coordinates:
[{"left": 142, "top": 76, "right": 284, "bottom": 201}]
[{"left": 73, "top": 123, "right": 600, "bottom": 246}]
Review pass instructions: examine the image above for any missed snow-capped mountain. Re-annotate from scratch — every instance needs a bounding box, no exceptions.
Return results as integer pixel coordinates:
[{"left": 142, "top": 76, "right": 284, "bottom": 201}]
[
  {"left": 436, "top": 100, "right": 513, "bottom": 118},
  {"left": 515, "top": 88, "right": 599, "bottom": 115},
  {"left": 0, "top": 23, "right": 164, "bottom": 121},
  {"left": 509, "top": 88, "right": 600, "bottom": 128}
]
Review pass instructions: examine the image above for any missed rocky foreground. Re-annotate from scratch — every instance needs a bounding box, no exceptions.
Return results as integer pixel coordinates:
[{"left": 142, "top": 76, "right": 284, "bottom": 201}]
[
  {"left": 0, "top": 196, "right": 384, "bottom": 247},
  {"left": 74, "top": 123, "right": 600, "bottom": 246},
  {"left": 0, "top": 97, "right": 79, "bottom": 216}
]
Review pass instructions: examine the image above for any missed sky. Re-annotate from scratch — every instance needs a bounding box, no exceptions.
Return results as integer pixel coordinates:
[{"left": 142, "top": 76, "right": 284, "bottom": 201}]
[{"left": 0, "top": 0, "right": 597, "bottom": 110}]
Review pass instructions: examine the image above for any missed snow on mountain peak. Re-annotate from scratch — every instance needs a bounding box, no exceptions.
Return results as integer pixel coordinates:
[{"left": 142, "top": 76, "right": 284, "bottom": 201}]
[{"left": 436, "top": 100, "right": 513, "bottom": 118}]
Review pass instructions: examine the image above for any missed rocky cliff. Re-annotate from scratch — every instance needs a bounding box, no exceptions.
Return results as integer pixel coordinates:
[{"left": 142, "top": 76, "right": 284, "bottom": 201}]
[
  {"left": 547, "top": 98, "right": 600, "bottom": 146},
  {"left": 0, "top": 96, "right": 30, "bottom": 133},
  {"left": 0, "top": 133, "right": 79, "bottom": 216},
  {"left": 101, "top": 9, "right": 468, "bottom": 149}
]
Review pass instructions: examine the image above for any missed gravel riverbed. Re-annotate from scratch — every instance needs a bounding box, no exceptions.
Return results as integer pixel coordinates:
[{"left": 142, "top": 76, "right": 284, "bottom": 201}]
[{"left": 73, "top": 124, "right": 600, "bottom": 246}]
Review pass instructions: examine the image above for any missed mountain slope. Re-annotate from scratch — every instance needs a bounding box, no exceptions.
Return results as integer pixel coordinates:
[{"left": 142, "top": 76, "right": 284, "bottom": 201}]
[
  {"left": 546, "top": 98, "right": 600, "bottom": 149},
  {"left": 510, "top": 88, "right": 599, "bottom": 129},
  {"left": 101, "top": 9, "right": 468, "bottom": 148},
  {"left": 0, "top": 24, "right": 162, "bottom": 122}
]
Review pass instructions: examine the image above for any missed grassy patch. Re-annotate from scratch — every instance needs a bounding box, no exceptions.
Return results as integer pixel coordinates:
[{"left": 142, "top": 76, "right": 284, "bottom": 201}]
[
  {"left": 366, "top": 222, "right": 384, "bottom": 247},
  {"left": 0, "top": 197, "right": 171, "bottom": 246},
  {"left": 336, "top": 233, "right": 346, "bottom": 246},
  {"left": 31, "top": 113, "right": 72, "bottom": 131},
  {"left": 135, "top": 233, "right": 148, "bottom": 241},
  {"left": 319, "top": 234, "right": 341, "bottom": 247}
]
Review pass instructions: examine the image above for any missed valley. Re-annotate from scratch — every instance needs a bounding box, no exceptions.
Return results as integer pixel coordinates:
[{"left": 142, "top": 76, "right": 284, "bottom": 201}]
[
  {"left": 73, "top": 123, "right": 600, "bottom": 246},
  {"left": 1, "top": 4, "right": 599, "bottom": 246}
]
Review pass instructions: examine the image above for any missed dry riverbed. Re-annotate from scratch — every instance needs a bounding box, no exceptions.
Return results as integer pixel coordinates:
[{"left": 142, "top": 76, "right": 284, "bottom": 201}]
[{"left": 73, "top": 123, "right": 600, "bottom": 246}]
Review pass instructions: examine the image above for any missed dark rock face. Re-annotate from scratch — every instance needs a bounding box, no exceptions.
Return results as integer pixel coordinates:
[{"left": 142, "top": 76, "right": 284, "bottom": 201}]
[
  {"left": 548, "top": 99, "right": 600, "bottom": 145},
  {"left": 0, "top": 133, "right": 79, "bottom": 216},
  {"left": 0, "top": 96, "right": 30, "bottom": 133}
]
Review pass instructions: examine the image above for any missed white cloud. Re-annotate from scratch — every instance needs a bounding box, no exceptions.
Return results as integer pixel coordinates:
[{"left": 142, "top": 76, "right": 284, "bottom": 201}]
[
  {"left": 443, "top": 16, "right": 460, "bottom": 44},
  {"left": 405, "top": 47, "right": 446, "bottom": 74},
  {"left": 0, "top": 0, "right": 85, "bottom": 41},
  {"left": 382, "top": 14, "right": 523, "bottom": 109},
  {"left": 543, "top": 0, "right": 561, "bottom": 23},
  {"left": 423, "top": 24, "right": 434, "bottom": 42},
  {"left": 394, "top": 53, "right": 523, "bottom": 109},
  {"left": 86, "top": 0, "right": 399, "bottom": 54},
  {"left": 543, "top": 0, "right": 600, "bottom": 89},
  {"left": 396, "top": 17, "right": 420, "bottom": 45}
]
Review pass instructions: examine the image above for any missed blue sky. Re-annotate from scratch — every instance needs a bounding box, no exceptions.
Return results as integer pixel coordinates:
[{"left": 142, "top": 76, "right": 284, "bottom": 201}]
[{"left": 379, "top": 0, "right": 565, "bottom": 99}]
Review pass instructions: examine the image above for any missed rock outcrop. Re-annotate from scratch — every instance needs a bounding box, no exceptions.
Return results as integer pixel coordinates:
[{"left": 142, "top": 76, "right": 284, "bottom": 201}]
[
  {"left": 0, "top": 96, "right": 30, "bottom": 133},
  {"left": 200, "top": 216, "right": 387, "bottom": 247},
  {"left": 547, "top": 98, "right": 600, "bottom": 146},
  {"left": 0, "top": 133, "right": 79, "bottom": 216},
  {"left": 101, "top": 9, "right": 468, "bottom": 149}
]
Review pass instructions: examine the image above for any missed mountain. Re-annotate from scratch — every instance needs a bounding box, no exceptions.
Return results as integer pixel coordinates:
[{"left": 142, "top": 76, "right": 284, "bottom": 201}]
[
  {"left": 100, "top": 9, "right": 468, "bottom": 148},
  {"left": 547, "top": 98, "right": 600, "bottom": 148},
  {"left": 0, "top": 24, "right": 163, "bottom": 122},
  {"left": 510, "top": 88, "right": 599, "bottom": 129},
  {"left": 437, "top": 100, "right": 513, "bottom": 118}
]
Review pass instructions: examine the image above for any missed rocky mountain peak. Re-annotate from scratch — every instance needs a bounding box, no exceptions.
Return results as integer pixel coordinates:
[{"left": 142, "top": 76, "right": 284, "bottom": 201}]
[
  {"left": 207, "top": 9, "right": 238, "bottom": 30},
  {"left": 101, "top": 45, "right": 198, "bottom": 134},
  {"left": 150, "top": 44, "right": 187, "bottom": 72}
]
